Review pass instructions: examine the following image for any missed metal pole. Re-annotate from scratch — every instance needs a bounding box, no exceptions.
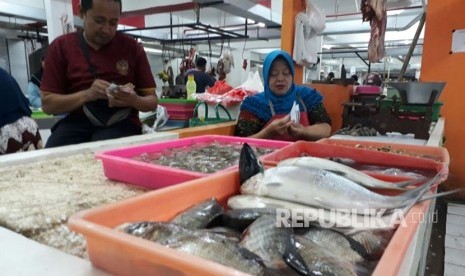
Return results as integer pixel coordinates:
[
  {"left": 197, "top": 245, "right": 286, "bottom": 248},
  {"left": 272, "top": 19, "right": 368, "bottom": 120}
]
[{"left": 398, "top": 12, "right": 426, "bottom": 81}]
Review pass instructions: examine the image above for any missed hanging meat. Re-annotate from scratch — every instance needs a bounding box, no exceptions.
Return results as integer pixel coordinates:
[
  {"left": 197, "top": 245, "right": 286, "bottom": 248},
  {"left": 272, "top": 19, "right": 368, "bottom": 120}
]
[{"left": 361, "top": 0, "right": 387, "bottom": 63}]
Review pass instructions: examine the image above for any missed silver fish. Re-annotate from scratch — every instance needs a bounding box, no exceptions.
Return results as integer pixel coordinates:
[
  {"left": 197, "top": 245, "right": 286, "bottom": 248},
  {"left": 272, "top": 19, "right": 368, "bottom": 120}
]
[
  {"left": 240, "top": 165, "right": 445, "bottom": 214},
  {"left": 170, "top": 197, "right": 224, "bottom": 229},
  {"left": 228, "top": 195, "right": 419, "bottom": 234},
  {"left": 278, "top": 156, "right": 422, "bottom": 190}
]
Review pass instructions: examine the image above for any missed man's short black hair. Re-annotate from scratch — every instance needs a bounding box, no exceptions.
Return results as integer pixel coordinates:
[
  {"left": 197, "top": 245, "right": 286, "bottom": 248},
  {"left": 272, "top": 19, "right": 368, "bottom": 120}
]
[
  {"left": 196, "top": 57, "right": 207, "bottom": 68},
  {"left": 80, "top": 0, "right": 122, "bottom": 14}
]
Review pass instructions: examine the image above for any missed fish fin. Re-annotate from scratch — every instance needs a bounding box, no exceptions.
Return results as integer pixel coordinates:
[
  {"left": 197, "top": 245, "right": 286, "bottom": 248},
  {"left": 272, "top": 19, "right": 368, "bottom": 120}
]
[
  {"left": 283, "top": 234, "right": 311, "bottom": 275},
  {"left": 239, "top": 143, "right": 264, "bottom": 185},
  {"left": 238, "top": 246, "right": 266, "bottom": 267},
  {"left": 419, "top": 189, "right": 463, "bottom": 202}
]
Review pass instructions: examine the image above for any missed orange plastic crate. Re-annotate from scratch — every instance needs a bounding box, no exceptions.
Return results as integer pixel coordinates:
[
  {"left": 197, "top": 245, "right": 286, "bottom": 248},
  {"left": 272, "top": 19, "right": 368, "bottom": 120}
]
[
  {"left": 316, "top": 138, "right": 449, "bottom": 165},
  {"left": 261, "top": 140, "right": 448, "bottom": 182},
  {"left": 69, "top": 169, "right": 443, "bottom": 276}
]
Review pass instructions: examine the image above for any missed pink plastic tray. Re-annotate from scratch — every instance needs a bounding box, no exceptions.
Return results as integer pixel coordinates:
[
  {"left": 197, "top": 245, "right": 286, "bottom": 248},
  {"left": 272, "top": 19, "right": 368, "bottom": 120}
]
[{"left": 95, "top": 135, "right": 290, "bottom": 189}]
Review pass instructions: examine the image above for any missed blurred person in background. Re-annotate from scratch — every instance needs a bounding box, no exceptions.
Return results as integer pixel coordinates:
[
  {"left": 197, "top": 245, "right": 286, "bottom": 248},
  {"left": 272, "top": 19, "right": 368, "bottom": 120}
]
[
  {"left": 235, "top": 50, "right": 331, "bottom": 141},
  {"left": 27, "top": 54, "right": 45, "bottom": 109},
  {"left": 184, "top": 57, "right": 216, "bottom": 93},
  {"left": 0, "top": 67, "right": 43, "bottom": 154}
]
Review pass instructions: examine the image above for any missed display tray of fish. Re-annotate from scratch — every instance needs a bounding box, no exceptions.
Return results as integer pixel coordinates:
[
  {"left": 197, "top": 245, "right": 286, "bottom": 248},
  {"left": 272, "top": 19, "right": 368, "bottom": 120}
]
[
  {"left": 316, "top": 138, "right": 449, "bottom": 164},
  {"left": 95, "top": 135, "right": 290, "bottom": 189},
  {"left": 261, "top": 140, "right": 448, "bottom": 181},
  {"left": 70, "top": 142, "right": 455, "bottom": 276}
]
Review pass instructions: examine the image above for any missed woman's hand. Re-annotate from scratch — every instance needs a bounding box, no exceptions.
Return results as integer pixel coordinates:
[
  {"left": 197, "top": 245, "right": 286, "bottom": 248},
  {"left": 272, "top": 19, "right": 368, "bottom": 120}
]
[
  {"left": 288, "top": 122, "right": 305, "bottom": 139},
  {"left": 265, "top": 115, "right": 292, "bottom": 137}
]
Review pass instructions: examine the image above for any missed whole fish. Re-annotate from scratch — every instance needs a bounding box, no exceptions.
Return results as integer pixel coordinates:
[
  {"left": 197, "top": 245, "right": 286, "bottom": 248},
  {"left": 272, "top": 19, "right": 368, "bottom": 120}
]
[
  {"left": 278, "top": 156, "right": 422, "bottom": 190},
  {"left": 240, "top": 165, "right": 444, "bottom": 214},
  {"left": 159, "top": 229, "right": 265, "bottom": 275},
  {"left": 118, "top": 221, "right": 265, "bottom": 275},
  {"left": 228, "top": 195, "right": 427, "bottom": 235},
  {"left": 170, "top": 197, "right": 224, "bottom": 229}
]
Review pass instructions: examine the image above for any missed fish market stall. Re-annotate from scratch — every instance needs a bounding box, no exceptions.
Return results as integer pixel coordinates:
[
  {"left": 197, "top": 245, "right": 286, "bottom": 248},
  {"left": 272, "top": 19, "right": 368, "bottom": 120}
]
[
  {"left": 68, "top": 141, "right": 449, "bottom": 276},
  {"left": 322, "top": 119, "right": 446, "bottom": 276},
  {"left": 0, "top": 132, "right": 177, "bottom": 274}
]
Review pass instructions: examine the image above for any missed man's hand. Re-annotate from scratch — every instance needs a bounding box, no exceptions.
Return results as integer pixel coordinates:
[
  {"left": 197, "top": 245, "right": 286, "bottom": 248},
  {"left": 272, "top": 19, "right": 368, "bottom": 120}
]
[
  {"left": 107, "top": 82, "right": 138, "bottom": 107},
  {"left": 87, "top": 79, "right": 111, "bottom": 101}
]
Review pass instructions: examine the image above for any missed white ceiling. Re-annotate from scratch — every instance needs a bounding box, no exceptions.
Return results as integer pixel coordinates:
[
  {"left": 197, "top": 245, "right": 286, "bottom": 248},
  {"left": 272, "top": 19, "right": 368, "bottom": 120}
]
[{"left": 0, "top": 0, "right": 426, "bottom": 76}]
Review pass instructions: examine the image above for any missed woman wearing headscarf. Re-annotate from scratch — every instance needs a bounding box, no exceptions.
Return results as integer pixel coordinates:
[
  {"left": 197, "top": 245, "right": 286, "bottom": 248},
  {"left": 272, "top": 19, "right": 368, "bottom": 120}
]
[
  {"left": 0, "top": 67, "right": 43, "bottom": 154},
  {"left": 234, "top": 50, "right": 331, "bottom": 141}
]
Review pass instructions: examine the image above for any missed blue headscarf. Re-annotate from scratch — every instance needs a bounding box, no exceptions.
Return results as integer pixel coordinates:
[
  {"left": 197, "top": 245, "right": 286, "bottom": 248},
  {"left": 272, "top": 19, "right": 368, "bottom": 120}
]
[
  {"left": 1, "top": 67, "right": 32, "bottom": 128},
  {"left": 240, "top": 50, "right": 323, "bottom": 122}
]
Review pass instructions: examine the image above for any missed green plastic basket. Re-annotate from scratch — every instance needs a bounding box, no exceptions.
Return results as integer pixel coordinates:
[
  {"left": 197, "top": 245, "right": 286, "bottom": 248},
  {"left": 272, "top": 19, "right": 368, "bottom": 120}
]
[{"left": 189, "top": 102, "right": 233, "bottom": 127}]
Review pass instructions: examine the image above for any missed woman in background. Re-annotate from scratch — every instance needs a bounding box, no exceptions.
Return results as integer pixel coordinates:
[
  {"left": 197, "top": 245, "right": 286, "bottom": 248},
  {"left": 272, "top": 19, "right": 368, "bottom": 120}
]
[
  {"left": 0, "top": 67, "right": 43, "bottom": 154},
  {"left": 234, "top": 50, "right": 331, "bottom": 141}
]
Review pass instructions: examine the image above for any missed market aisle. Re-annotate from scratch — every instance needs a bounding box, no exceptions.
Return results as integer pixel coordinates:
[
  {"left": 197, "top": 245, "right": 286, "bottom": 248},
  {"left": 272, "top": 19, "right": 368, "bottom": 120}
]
[{"left": 444, "top": 203, "right": 465, "bottom": 276}]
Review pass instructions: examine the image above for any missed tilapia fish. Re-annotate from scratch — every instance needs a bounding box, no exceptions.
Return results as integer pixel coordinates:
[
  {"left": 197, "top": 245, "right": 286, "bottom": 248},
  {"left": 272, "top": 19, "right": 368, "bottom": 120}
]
[
  {"left": 170, "top": 197, "right": 224, "bottom": 229},
  {"left": 278, "top": 156, "right": 422, "bottom": 190},
  {"left": 117, "top": 221, "right": 264, "bottom": 275},
  {"left": 240, "top": 165, "right": 444, "bottom": 214},
  {"left": 294, "top": 235, "right": 359, "bottom": 276}
]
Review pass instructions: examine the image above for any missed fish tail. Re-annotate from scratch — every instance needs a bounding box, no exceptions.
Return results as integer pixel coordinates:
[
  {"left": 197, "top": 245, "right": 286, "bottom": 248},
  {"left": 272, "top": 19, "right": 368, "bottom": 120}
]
[
  {"left": 419, "top": 188, "right": 463, "bottom": 202},
  {"left": 398, "top": 170, "right": 447, "bottom": 199},
  {"left": 395, "top": 171, "right": 446, "bottom": 213}
]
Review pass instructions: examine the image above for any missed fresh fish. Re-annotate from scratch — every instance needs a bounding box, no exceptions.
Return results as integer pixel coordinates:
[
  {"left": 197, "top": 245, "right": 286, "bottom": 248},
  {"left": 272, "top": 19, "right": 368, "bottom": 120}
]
[
  {"left": 227, "top": 195, "right": 427, "bottom": 235},
  {"left": 170, "top": 197, "right": 224, "bottom": 229},
  {"left": 116, "top": 221, "right": 189, "bottom": 242},
  {"left": 208, "top": 226, "right": 242, "bottom": 242},
  {"left": 118, "top": 221, "right": 265, "bottom": 275},
  {"left": 159, "top": 229, "right": 265, "bottom": 275},
  {"left": 349, "top": 229, "right": 396, "bottom": 260},
  {"left": 296, "top": 227, "right": 366, "bottom": 263},
  {"left": 278, "top": 156, "right": 422, "bottom": 190},
  {"left": 240, "top": 165, "right": 446, "bottom": 214},
  {"left": 294, "top": 235, "right": 359, "bottom": 276},
  {"left": 239, "top": 215, "right": 309, "bottom": 275}
]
